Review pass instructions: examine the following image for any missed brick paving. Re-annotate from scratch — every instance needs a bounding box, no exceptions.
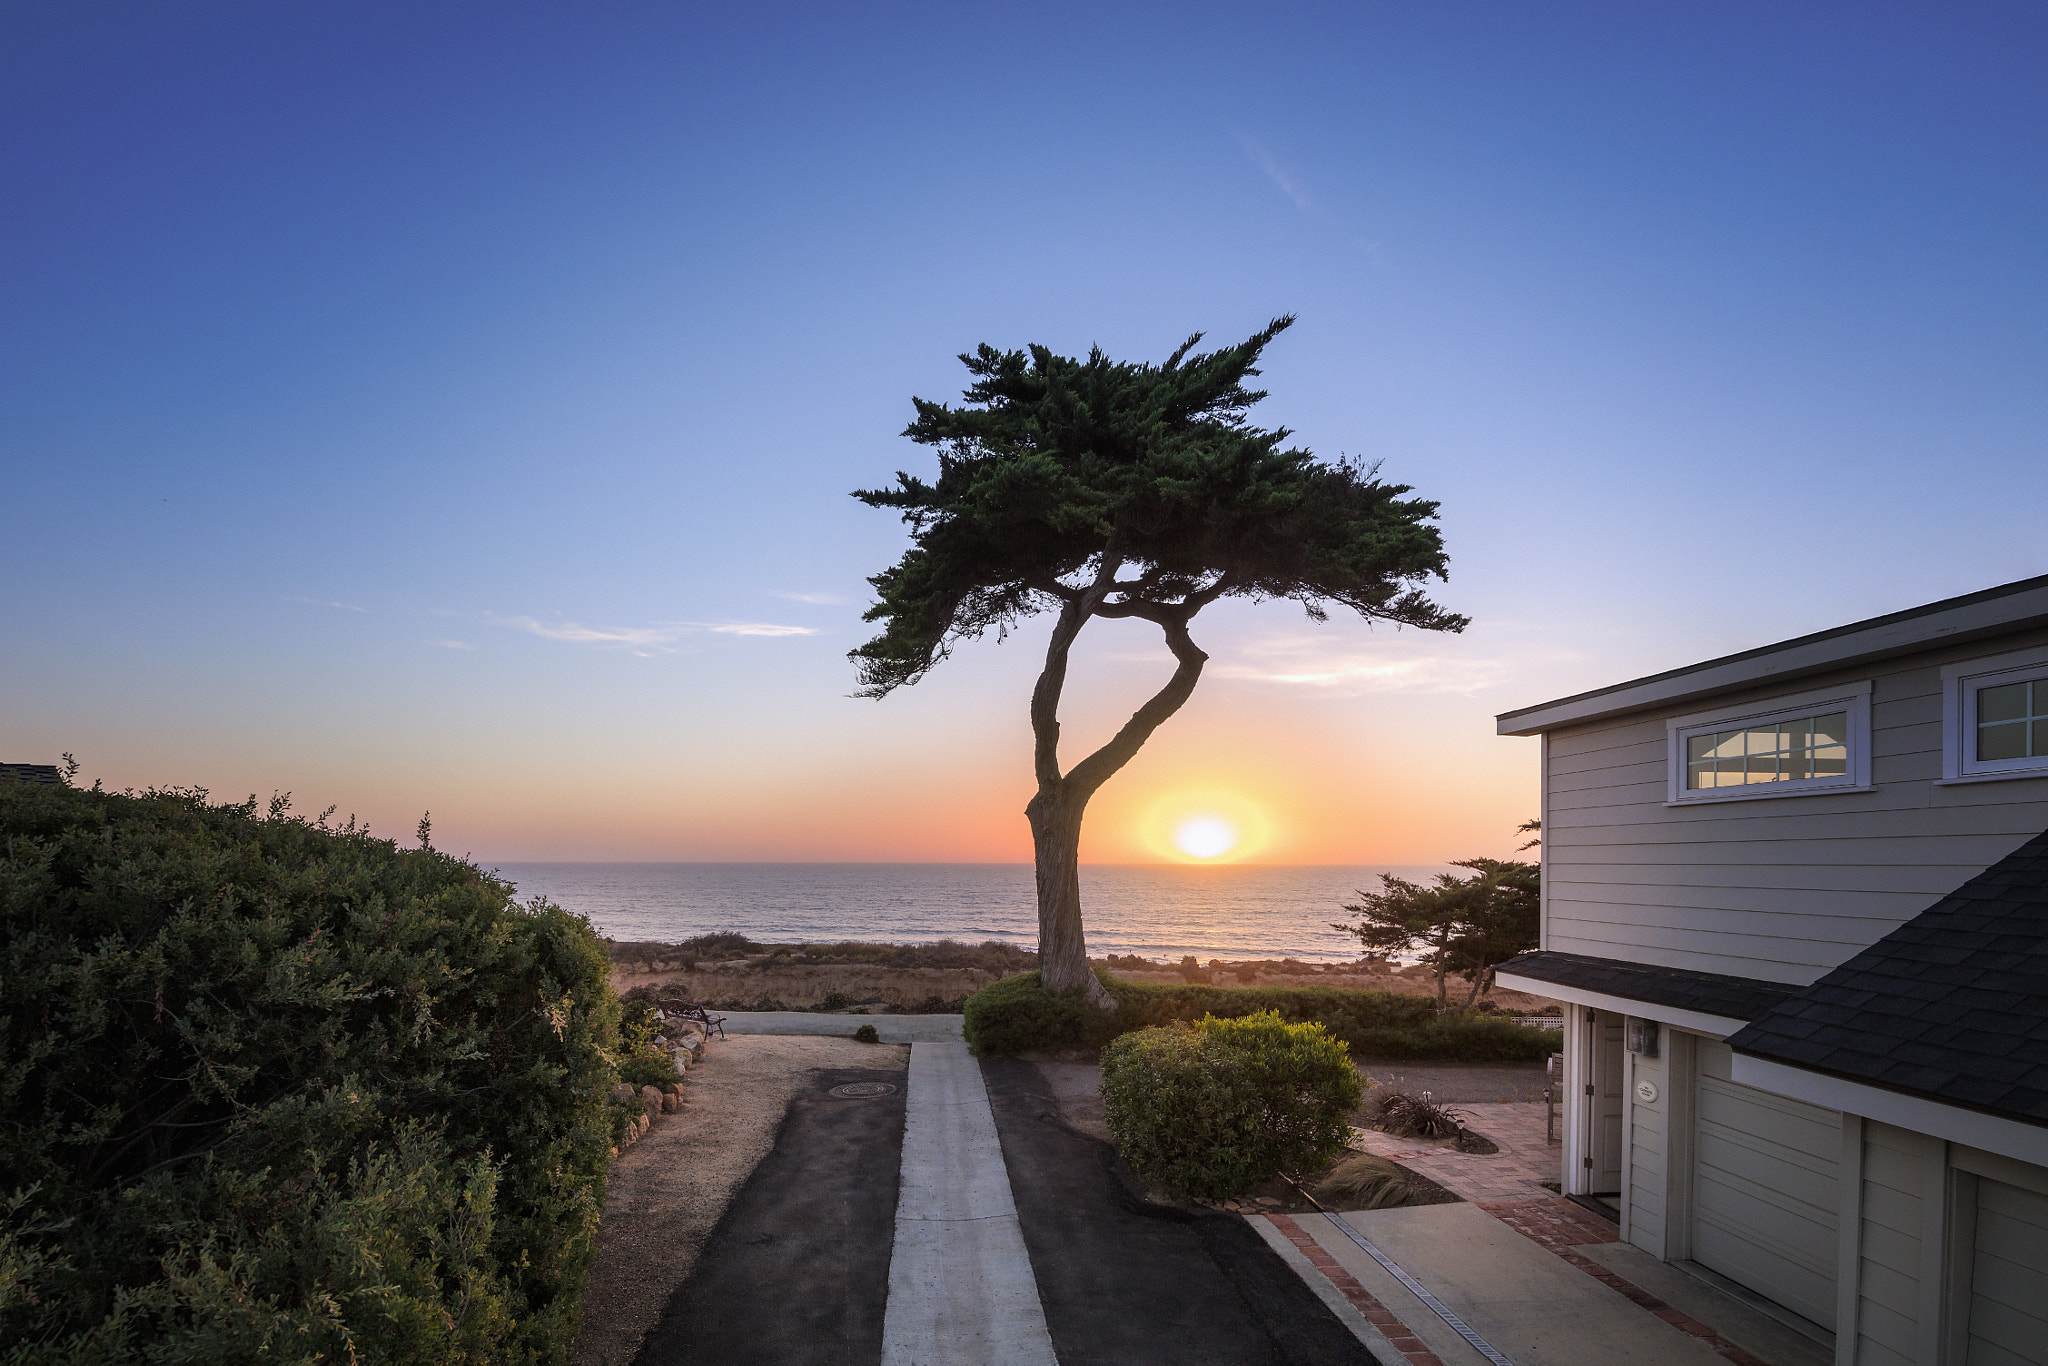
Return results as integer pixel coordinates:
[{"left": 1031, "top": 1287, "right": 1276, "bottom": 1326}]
[
  {"left": 1266, "top": 1214, "right": 1445, "bottom": 1366},
  {"left": 1348, "top": 1101, "right": 1562, "bottom": 1203},
  {"left": 1482, "top": 1199, "right": 1773, "bottom": 1366}
]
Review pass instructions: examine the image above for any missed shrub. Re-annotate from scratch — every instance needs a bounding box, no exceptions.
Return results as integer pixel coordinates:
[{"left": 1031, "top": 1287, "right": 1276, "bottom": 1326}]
[
  {"left": 852, "top": 1024, "right": 880, "bottom": 1044},
  {"left": 1374, "top": 1090, "right": 1468, "bottom": 1140},
  {"left": 962, "top": 972, "right": 1122, "bottom": 1055},
  {"left": 0, "top": 781, "right": 618, "bottom": 1363},
  {"left": 675, "top": 931, "right": 761, "bottom": 958},
  {"left": 962, "top": 970, "right": 1556, "bottom": 1061},
  {"left": 1101, "top": 1012, "right": 1363, "bottom": 1200}
]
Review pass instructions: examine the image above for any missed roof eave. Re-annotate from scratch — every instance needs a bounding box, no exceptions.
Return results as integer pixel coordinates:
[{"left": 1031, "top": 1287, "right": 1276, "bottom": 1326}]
[{"left": 1497, "top": 574, "right": 2048, "bottom": 736}]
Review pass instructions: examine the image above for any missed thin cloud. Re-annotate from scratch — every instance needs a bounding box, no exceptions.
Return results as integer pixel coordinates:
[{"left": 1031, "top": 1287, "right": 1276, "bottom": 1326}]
[
  {"left": 1237, "top": 133, "right": 1311, "bottom": 211},
  {"left": 770, "top": 590, "right": 851, "bottom": 606},
  {"left": 500, "top": 615, "right": 817, "bottom": 649},
  {"left": 1210, "top": 635, "right": 1510, "bottom": 695},
  {"left": 430, "top": 639, "right": 476, "bottom": 650},
  {"left": 289, "top": 596, "right": 368, "bottom": 613},
  {"left": 711, "top": 622, "right": 819, "bottom": 637},
  {"left": 509, "top": 617, "right": 685, "bottom": 647}
]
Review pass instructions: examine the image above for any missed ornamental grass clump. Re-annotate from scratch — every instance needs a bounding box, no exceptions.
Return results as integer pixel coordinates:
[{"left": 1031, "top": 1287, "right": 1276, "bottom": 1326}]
[{"left": 1099, "top": 1011, "right": 1363, "bottom": 1201}]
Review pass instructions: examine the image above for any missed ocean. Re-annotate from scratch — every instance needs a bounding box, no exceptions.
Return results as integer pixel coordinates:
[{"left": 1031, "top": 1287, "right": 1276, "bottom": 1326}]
[{"left": 487, "top": 862, "right": 1451, "bottom": 965}]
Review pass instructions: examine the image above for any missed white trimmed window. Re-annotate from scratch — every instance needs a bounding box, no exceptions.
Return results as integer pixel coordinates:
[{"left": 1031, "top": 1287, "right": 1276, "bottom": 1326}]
[
  {"left": 1941, "top": 646, "right": 2048, "bottom": 783},
  {"left": 1666, "top": 682, "right": 1872, "bottom": 805}
]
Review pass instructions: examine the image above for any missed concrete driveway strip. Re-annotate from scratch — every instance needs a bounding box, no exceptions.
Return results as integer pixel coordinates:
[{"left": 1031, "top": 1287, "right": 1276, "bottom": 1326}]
[{"left": 882, "top": 1042, "right": 1058, "bottom": 1366}]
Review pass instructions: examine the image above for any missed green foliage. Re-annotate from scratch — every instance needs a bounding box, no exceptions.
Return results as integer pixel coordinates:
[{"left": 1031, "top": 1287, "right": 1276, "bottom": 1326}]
[
  {"left": 852, "top": 1024, "right": 880, "bottom": 1044},
  {"left": 1100, "top": 1012, "right": 1363, "bottom": 1200},
  {"left": 0, "top": 780, "right": 618, "bottom": 1364},
  {"left": 1333, "top": 845, "right": 1540, "bottom": 1006},
  {"left": 850, "top": 319, "right": 1465, "bottom": 698},
  {"left": 614, "top": 999, "right": 682, "bottom": 1089},
  {"left": 962, "top": 972, "right": 1119, "bottom": 1055},
  {"left": 962, "top": 972, "right": 1558, "bottom": 1061},
  {"left": 615, "top": 1055, "right": 682, "bottom": 1089}
]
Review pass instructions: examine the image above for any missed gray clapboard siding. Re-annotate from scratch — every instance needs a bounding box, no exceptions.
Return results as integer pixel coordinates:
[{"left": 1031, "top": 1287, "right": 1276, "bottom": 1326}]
[
  {"left": 1967, "top": 1178, "right": 2048, "bottom": 1366},
  {"left": 1550, "top": 797, "right": 2048, "bottom": 842},
  {"left": 1857, "top": 1123, "right": 1932, "bottom": 1366},
  {"left": 1627, "top": 1047, "right": 1667, "bottom": 1253}
]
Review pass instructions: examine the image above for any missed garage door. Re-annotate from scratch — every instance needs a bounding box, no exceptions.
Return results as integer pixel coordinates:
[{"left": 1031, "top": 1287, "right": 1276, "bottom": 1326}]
[
  {"left": 1965, "top": 1177, "right": 2048, "bottom": 1365},
  {"left": 1693, "top": 1040, "right": 1840, "bottom": 1330}
]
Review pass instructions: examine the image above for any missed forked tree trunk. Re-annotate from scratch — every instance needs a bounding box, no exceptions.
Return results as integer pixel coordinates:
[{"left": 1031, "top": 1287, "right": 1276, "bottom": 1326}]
[{"left": 1024, "top": 578, "right": 1213, "bottom": 1011}]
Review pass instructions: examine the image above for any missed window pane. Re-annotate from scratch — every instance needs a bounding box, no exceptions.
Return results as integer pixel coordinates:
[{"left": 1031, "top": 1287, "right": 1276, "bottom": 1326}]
[
  {"left": 1748, "top": 749, "right": 1781, "bottom": 782},
  {"left": 1687, "top": 759, "right": 1712, "bottom": 789},
  {"left": 1811, "top": 712, "right": 1849, "bottom": 747},
  {"left": 1709, "top": 730, "right": 1744, "bottom": 761},
  {"left": 1979, "top": 682, "right": 2030, "bottom": 724},
  {"left": 1687, "top": 735, "right": 1716, "bottom": 765},
  {"left": 1980, "top": 720, "right": 2028, "bottom": 762},
  {"left": 2033, "top": 718, "right": 2048, "bottom": 759},
  {"left": 1811, "top": 743, "right": 1848, "bottom": 779}
]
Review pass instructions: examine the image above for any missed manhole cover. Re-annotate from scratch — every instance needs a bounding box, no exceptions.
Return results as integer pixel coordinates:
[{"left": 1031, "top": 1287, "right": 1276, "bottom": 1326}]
[{"left": 829, "top": 1082, "right": 898, "bottom": 1099}]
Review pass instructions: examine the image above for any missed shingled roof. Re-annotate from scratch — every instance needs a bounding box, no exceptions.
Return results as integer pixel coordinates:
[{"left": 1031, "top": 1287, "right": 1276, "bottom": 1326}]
[
  {"left": 1495, "top": 950, "right": 1803, "bottom": 1022},
  {"left": 1728, "top": 827, "right": 2048, "bottom": 1128}
]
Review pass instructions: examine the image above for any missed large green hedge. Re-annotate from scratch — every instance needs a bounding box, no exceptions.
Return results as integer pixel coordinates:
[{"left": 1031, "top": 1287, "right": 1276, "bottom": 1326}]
[
  {"left": 0, "top": 781, "right": 619, "bottom": 1364},
  {"left": 963, "top": 970, "right": 1558, "bottom": 1061},
  {"left": 1101, "top": 1012, "right": 1363, "bottom": 1200}
]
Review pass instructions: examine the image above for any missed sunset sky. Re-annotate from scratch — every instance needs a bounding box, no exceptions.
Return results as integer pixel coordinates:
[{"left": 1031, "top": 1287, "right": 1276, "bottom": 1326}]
[{"left": 5, "top": 3, "right": 2044, "bottom": 865}]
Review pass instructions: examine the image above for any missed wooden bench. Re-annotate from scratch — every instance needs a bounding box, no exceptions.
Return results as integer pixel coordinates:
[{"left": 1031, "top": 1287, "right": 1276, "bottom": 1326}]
[{"left": 660, "top": 1003, "right": 726, "bottom": 1040}]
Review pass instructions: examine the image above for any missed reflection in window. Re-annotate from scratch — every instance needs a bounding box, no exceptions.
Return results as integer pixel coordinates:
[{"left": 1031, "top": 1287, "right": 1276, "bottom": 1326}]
[
  {"left": 1686, "top": 712, "right": 1849, "bottom": 790},
  {"left": 1977, "top": 680, "right": 2048, "bottom": 762}
]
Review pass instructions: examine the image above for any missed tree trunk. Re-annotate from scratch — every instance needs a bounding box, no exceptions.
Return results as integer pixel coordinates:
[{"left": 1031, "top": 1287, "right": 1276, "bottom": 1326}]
[
  {"left": 1026, "top": 787, "right": 1112, "bottom": 1007},
  {"left": 1021, "top": 579, "right": 1211, "bottom": 1012}
]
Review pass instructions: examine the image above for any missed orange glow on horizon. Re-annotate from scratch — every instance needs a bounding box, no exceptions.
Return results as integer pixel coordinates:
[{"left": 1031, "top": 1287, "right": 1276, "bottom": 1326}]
[{"left": 1135, "top": 788, "right": 1273, "bottom": 863}]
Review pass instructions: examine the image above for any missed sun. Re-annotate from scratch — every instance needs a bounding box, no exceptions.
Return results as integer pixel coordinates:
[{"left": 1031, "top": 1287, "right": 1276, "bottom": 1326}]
[{"left": 1174, "top": 817, "right": 1238, "bottom": 860}]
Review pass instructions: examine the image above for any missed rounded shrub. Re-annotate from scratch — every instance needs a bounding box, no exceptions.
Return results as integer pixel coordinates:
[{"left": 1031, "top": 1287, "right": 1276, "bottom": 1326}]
[
  {"left": 1100, "top": 1011, "right": 1364, "bottom": 1200},
  {"left": 852, "top": 1023, "right": 880, "bottom": 1044}
]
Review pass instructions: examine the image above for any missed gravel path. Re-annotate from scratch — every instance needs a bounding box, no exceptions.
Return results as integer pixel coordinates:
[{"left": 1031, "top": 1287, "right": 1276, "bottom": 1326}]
[{"left": 572, "top": 1035, "right": 909, "bottom": 1366}]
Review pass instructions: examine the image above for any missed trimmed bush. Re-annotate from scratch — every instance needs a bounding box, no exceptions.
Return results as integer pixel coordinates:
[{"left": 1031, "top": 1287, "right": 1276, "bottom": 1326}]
[
  {"left": 852, "top": 1024, "right": 880, "bottom": 1044},
  {"left": 961, "top": 971, "right": 1121, "bottom": 1055},
  {"left": 961, "top": 970, "right": 1559, "bottom": 1061},
  {"left": 0, "top": 781, "right": 618, "bottom": 1364},
  {"left": 1100, "top": 1012, "right": 1363, "bottom": 1200}
]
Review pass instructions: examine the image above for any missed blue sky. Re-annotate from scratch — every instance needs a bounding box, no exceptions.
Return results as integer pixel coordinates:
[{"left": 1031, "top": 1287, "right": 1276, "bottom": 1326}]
[{"left": 4, "top": 2, "right": 2044, "bottom": 861}]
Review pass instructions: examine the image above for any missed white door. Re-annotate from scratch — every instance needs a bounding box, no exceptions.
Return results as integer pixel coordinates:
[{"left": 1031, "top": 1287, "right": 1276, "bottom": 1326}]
[
  {"left": 1691, "top": 1040, "right": 1840, "bottom": 1331},
  {"left": 1588, "top": 1011, "right": 1625, "bottom": 1193},
  {"left": 1964, "top": 1176, "right": 2048, "bottom": 1365}
]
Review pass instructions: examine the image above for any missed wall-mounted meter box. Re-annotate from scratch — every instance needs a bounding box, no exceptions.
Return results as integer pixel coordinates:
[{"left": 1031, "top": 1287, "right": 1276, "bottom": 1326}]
[{"left": 1627, "top": 1018, "right": 1660, "bottom": 1058}]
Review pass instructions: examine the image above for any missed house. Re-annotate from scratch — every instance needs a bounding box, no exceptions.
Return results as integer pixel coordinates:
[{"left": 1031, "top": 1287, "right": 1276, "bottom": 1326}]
[{"left": 1493, "top": 574, "right": 2048, "bottom": 1366}]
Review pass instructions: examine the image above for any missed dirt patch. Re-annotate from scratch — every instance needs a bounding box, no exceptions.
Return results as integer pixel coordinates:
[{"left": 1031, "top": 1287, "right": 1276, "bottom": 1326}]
[{"left": 571, "top": 1035, "right": 908, "bottom": 1366}]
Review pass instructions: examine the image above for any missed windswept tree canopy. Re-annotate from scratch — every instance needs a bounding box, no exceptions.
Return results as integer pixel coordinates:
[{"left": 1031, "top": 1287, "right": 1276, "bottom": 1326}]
[{"left": 852, "top": 317, "right": 1467, "bottom": 696}]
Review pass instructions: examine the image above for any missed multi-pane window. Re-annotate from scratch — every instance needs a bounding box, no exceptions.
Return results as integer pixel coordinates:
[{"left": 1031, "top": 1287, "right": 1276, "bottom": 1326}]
[
  {"left": 1685, "top": 712, "right": 1850, "bottom": 790},
  {"left": 1976, "top": 679, "right": 2048, "bottom": 763}
]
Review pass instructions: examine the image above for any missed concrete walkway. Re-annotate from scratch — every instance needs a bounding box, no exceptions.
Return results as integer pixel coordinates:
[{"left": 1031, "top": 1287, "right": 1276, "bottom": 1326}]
[
  {"left": 881, "top": 1043, "right": 1057, "bottom": 1366},
  {"left": 717, "top": 1011, "right": 966, "bottom": 1043}
]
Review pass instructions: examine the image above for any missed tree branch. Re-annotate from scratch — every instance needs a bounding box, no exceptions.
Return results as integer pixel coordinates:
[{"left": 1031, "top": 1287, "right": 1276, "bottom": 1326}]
[
  {"left": 1063, "top": 614, "right": 1208, "bottom": 799},
  {"left": 1029, "top": 554, "right": 1124, "bottom": 788}
]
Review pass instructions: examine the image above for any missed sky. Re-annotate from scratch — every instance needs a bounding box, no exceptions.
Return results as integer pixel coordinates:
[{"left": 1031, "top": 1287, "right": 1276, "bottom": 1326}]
[{"left": 3, "top": 2, "right": 2044, "bottom": 865}]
